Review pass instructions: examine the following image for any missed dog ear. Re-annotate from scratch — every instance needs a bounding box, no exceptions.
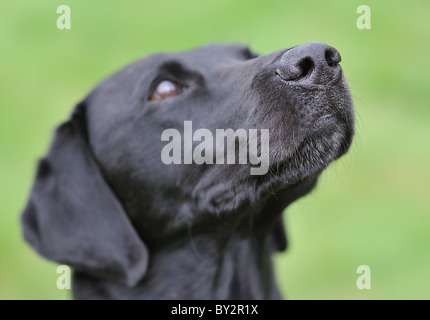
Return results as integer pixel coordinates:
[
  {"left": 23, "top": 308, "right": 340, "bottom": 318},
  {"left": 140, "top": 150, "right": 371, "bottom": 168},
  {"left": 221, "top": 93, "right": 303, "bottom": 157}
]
[{"left": 21, "top": 102, "right": 149, "bottom": 287}]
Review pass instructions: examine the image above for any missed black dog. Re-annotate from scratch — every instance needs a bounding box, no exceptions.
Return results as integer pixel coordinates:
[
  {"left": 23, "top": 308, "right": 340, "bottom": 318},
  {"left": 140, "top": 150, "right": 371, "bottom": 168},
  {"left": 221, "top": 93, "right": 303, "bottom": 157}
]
[{"left": 22, "top": 42, "right": 354, "bottom": 299}]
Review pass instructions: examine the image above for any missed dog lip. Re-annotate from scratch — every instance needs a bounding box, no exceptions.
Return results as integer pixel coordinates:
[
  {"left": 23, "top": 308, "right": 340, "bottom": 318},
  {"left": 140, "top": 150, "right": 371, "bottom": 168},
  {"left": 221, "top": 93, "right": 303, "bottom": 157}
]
[
  {"left": 264, "top": 118, "right": 352, "bottom": 185},
  {"left": 311, "top": 113, "right": 337, "bottom": 131}
]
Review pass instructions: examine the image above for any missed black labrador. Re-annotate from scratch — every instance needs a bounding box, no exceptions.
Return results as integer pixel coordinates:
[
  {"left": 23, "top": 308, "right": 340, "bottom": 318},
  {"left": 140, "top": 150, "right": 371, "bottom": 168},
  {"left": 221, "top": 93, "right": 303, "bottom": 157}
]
[{"left": 22, "top": 42, "right": 354, "bottom": 299}]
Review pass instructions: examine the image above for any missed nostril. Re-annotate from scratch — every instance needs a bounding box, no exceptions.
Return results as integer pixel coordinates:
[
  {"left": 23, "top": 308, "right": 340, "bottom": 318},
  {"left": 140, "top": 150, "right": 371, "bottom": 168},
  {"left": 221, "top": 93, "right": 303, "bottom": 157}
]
[
  {"left": 297, "top": 57, "right": 314, "bottom": 79},
  {"left": 325, "top": 48, "right": 341, "bottom": 67},
  {"left": 275, "top": 56, "right": 315, "bottom": 82},
  {"left": 276, "top": 42, "right": 342, "bottom": 85}
]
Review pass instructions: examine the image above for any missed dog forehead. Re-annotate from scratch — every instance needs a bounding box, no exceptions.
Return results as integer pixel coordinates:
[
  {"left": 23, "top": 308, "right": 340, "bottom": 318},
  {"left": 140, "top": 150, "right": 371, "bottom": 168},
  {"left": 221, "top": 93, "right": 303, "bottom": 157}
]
[
  {"left": 136, "top": 43, "right": 251, "bottom": 71},
  {"left": 86, "top": 44, "right": 251, "bottom": 103},
  {"left": 92, "top": 44, "right": 249, "bottom": 88}
]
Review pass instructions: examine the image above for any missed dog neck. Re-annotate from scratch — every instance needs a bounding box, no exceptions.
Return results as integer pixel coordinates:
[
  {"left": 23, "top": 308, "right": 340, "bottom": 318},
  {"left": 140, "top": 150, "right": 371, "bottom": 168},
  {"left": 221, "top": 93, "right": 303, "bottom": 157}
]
[
  {"left": 72, "top": 205, "right": 281, "bottom": 299},
  {"left": 72, "top": 179, "right": 318, "bottom": 299}
]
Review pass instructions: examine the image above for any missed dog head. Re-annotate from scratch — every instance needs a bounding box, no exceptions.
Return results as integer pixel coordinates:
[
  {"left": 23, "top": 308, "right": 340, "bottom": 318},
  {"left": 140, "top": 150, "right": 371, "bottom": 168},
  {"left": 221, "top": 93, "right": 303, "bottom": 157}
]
[{"left": 22, "top": 43, "right": 354, "bottom": 287}]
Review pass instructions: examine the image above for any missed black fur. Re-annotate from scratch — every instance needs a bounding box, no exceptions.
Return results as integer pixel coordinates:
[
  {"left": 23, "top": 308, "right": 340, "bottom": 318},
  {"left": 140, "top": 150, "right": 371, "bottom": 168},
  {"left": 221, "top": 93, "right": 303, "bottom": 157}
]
[{"left": 22, "top": 43, "right": 354, "bottom": 299}]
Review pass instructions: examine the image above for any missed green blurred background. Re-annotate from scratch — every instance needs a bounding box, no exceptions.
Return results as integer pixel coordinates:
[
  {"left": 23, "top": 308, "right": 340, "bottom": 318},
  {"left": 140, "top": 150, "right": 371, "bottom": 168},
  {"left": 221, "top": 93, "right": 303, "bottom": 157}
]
[{"left": 1, "top": 0, "right": 429, "bottom": 299}]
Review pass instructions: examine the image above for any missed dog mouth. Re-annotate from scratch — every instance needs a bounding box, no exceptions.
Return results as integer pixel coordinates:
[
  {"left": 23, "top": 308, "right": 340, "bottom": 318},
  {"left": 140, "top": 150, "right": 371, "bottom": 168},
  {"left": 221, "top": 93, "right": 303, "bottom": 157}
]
[
  {"left": 247, "top": 113, "right": 354, "bottom": 200},
  {"left": 198, "top": 114, "right": 353, "bottom": 213},
  {"left": 269, "top": 114, "right": 353, "bottom": 179},
  {"left": 271, "top": 122, "right": 350, "bottom": 182}
]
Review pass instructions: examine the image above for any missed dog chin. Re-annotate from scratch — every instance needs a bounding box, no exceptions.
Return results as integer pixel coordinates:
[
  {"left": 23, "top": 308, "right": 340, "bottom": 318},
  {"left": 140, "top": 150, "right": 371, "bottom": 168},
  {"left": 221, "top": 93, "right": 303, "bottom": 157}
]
[
  {"left": 196, "top": 168, "right": 316, "bottom": 215},
  {"left": 194, "top": 121, "right": 352, "bottom": 214},
  {"left": 277, "top": 131, "right": 347, "bottom": 182}
]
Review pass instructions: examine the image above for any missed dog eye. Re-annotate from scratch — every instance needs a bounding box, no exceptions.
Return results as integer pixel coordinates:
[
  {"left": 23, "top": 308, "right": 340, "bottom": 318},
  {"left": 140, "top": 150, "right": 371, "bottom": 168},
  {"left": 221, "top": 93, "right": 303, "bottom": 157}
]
[{"left": 150, "top": 80, "right": 181, "bottom": 101}]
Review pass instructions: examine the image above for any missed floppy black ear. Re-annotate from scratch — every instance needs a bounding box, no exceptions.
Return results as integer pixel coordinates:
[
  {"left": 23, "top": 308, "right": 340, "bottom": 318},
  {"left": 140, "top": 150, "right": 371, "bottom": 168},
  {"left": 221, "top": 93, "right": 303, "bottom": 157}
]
[{"left": 21, "top": 102, "right": 149, "bottom": 287}]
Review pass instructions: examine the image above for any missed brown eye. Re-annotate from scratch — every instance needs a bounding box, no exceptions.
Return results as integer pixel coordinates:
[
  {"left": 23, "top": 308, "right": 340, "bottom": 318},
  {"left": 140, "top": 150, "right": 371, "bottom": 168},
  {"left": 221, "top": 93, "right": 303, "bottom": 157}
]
[{"left": 150, "top": 80, "right": 181, "bottom": 101}]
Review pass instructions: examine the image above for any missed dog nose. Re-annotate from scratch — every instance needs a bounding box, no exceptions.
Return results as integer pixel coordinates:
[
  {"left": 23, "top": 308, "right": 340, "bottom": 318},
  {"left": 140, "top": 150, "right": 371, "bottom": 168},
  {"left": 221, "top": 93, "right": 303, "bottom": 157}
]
[{"left": 276, "top": 42, "right": 342, "bottom": 85}]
